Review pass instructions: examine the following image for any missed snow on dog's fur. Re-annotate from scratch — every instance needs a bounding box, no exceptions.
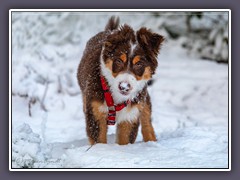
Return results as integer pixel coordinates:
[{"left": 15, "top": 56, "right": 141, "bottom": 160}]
[{"left": 77, "top": 16, "right": 164, "bottom": 145}]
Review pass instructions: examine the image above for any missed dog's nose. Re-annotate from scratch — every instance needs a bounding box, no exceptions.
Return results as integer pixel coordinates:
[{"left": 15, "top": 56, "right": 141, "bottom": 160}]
[{"left": 118, "top": 81, "right": 132, "bottom": 93}]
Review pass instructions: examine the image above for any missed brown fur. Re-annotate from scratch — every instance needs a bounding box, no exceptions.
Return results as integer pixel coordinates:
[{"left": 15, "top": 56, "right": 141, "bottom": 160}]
[
  {"left": 117, "top": 120, "right": 139, "bottom": 145},
  {"left": 135, "top": 66, "right": 152, "bottom": 81},
  {"left": 132, "top": 55, "right": 141, "bottom": 65},
  {"left": 138, "top": 100, "right": 157, "bottom": 142},
  {"left": 77, "top": 16, "right": 164, "bottom": 145},
  {"left": 91, "top": 100, "right": 107, "bottom": 143},
  {"left": 120, "top": 53, "right": 127, "bottom": 62}
]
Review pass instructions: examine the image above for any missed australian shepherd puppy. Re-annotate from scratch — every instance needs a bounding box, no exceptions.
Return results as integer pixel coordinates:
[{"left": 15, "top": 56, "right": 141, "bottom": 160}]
[{"left": 77, "top": 16, "right": 164, "bottom": 145}]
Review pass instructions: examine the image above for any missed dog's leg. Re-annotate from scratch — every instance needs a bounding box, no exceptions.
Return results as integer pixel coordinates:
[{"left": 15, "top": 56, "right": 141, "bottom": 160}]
[
  {"left": 85, "top": 100, "right": 107, "bottom": 145},
  {"left": 139, "top": 103, "right": 157, "bottom": 142},
  {"left": 116, "top": 120, "right": 139, "bottom": 145}
]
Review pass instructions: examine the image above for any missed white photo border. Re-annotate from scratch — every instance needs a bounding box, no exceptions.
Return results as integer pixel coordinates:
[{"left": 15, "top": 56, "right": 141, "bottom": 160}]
[{"left": 9, "top": 9, "right": 231, "bottom": 171}]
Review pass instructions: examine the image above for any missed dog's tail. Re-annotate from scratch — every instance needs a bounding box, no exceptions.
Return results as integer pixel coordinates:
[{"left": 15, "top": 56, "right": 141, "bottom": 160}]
[{"left": 105, "top": 16, "right": 120, "bottom": 31}]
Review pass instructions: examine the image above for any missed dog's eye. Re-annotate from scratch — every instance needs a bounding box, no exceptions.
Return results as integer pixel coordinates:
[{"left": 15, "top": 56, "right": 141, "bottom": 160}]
[
  {"left": 135, "top": 61, "right": 142, "bottom": 68},
  {"left": 113, "top": 58, "right": 124, "bottom": 73},
  {"left": 133, "top": 61, "right": 145, "bottom": 76},
  {"left": 115, "top": 59, "right": 123, "bottom": 65}
]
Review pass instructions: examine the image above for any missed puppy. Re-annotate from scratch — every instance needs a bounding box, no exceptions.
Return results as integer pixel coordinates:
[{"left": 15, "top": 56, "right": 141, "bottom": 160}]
[{"left": 77, "top": 16, "right": 164, "bottom": 145}]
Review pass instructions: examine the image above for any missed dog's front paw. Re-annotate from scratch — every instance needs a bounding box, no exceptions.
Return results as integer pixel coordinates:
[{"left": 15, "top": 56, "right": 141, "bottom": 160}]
[{"left": 142, "top": 131, "right": 157, "bottom": 142}]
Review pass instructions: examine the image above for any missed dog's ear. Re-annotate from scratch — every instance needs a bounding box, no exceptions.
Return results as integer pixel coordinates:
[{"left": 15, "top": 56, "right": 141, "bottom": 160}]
[{"left": 136, "top": 27, "right": 164, "bottom": 57}]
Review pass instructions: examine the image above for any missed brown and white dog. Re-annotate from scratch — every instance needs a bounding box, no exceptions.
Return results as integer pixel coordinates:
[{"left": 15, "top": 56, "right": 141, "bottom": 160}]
[{"left": 77, "top": 16, "right": 164, "bottom": 145}]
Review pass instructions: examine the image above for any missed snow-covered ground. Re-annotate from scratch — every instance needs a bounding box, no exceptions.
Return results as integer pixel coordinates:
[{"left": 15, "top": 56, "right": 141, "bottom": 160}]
[{"left": 11, "top": 12, "right": 229, "bottom": 169}]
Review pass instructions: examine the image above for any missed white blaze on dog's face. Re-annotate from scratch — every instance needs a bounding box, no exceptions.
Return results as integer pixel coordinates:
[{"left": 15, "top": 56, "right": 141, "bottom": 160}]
[{"left": 101, "top": 25, "right": 164, "bottom": 104}]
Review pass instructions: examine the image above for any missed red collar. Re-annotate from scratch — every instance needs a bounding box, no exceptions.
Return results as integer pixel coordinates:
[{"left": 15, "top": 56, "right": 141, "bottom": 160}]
[{"left": 100, "top": 76, "right": 131, "bottom": 125}]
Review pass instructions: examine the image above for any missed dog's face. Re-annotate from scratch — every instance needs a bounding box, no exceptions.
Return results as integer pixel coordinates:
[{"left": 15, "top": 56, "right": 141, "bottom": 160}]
[{"left": 101, "top": 25, "right": 164, "bottom": 103}]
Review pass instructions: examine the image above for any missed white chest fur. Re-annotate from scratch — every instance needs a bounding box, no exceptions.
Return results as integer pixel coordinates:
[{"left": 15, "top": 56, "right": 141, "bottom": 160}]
[
  {"left": 98, "top": 103, "right": 139, "bottom": 124},
  {"left": 116, "top": 106, "right": 139, "bottom": 124}
]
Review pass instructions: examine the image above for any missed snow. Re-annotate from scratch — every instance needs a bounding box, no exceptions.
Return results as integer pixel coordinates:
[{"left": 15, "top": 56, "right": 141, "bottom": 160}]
[{"left": 11, "top": 12, "right": 229, "bottom": 169}]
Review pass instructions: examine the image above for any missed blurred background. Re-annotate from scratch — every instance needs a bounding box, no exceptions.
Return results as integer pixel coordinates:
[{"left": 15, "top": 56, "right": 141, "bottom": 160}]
[{"left": 12, "top": 11, "right": 229, "bottom": 60}]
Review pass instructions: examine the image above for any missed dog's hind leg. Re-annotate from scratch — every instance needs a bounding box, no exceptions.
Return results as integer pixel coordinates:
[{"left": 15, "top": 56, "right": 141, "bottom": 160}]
[{"left": 116, "top": 120, "right": 139, "bottom": 145}]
